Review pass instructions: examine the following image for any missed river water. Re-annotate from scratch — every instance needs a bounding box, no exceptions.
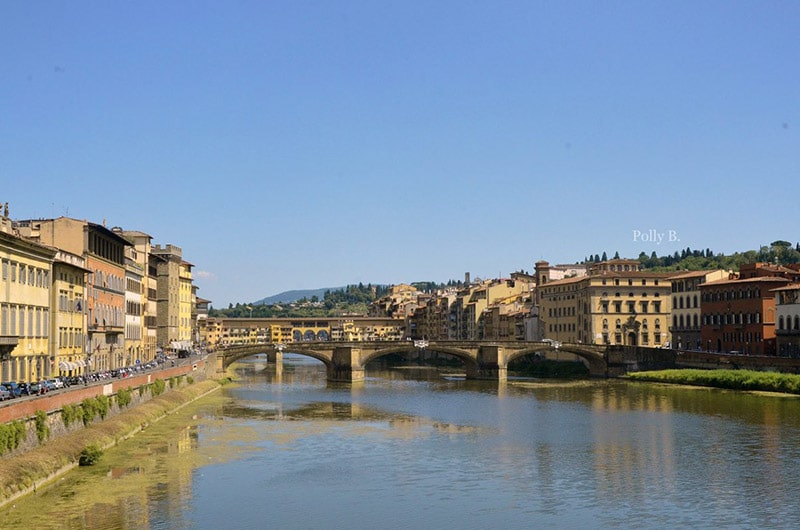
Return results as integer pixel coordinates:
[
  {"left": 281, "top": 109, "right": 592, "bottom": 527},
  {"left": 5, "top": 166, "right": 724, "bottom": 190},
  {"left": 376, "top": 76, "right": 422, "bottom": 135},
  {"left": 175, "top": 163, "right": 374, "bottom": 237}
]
[{"left": 3, "top": 353, "right": 800, "bottom": 529}]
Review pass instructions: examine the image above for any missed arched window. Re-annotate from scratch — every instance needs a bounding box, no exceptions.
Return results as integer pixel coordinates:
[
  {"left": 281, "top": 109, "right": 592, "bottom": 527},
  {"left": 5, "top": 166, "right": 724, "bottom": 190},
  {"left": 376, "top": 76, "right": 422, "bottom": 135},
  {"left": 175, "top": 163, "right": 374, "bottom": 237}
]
[
  {"left": 602, "top": 319, "right": 608, "bottom": 330},
  {"left": 642, "top": 319, "right": 648, "bottom": 330},
  {"left": 693, "top": 314, "right": 698, "bottom": 328},
  {"left": 795, "top": 315, "right": 800, "bottom": 330},
  {"left": 679, "top": 315, "right": 685, "bottom": 329},
  {"left": 693, "top": 295, "right": 698, "bottom": 308},
  {"left": 615, "top": 319, "right": 621, "bottom": 330},
  {"left": 673, "top": 315, "right": 678, "bottom": 329},
  {"left": 780, "top": 316, "right": 786, "bottom": 330},
  {"left": 655, "top": 318, "right": 661, "bottom": 330}
]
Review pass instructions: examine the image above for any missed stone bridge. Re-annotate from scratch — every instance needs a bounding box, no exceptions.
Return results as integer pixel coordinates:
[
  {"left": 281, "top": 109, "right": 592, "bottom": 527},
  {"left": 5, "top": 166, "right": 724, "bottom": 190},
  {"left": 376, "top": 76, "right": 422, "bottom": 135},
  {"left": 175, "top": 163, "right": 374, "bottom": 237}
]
[{"left": 217, "top": 340, "right": 614, "bottom": 382}]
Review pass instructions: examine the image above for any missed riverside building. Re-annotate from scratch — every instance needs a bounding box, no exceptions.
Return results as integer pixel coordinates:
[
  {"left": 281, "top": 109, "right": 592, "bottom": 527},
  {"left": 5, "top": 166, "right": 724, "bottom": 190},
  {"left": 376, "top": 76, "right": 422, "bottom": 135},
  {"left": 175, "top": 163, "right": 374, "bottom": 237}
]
[{"left": 538, "top": 259, "right": 673, "bottom": 346}]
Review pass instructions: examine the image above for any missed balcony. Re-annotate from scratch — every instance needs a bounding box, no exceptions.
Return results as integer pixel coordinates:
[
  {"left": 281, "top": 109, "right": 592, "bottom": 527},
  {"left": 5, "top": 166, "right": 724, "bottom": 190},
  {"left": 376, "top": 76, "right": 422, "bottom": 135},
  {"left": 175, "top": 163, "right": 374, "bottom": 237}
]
[{"left": 0, "top": 336, "right": 19, "bottom": 359}]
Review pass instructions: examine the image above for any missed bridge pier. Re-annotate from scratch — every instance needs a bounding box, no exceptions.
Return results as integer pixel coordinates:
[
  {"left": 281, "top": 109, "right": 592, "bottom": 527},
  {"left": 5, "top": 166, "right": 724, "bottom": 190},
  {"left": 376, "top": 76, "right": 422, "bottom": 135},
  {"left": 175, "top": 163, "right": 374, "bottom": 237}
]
[
  {"left": 469, "top": 345, "right": 508, "bottom": 382},
  {"left": 328, "top": 346, "right": 365, "bottom": 383}
]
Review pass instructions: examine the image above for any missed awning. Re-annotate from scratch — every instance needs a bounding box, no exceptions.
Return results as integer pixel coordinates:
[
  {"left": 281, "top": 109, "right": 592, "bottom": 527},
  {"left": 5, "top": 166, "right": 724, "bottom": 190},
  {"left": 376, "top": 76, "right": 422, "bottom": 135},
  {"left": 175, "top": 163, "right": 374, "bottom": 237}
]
[{"left": 58, "top": 360, "right": 86, "bottom": 370}]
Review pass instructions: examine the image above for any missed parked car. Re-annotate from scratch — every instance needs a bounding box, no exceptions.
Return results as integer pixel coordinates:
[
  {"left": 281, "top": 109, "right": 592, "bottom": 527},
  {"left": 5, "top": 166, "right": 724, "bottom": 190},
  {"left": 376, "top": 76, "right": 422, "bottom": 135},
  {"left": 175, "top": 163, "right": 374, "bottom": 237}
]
[
  {"left": 0, "top": 387, "right": 11, "bottom": 401},
  {"left": 27, "top": 381, "right": 43, "bottom": 395},
  {"left": 47, "top": 378, "right": 64, "bottom": 390},
  {"left": 1, "top": 382, "right": 21, "bottom": 398}
]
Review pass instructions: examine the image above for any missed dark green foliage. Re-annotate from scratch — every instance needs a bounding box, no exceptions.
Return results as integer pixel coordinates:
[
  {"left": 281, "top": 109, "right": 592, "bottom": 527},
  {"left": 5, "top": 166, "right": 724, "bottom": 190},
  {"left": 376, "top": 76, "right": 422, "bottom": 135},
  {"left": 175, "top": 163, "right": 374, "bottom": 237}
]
[
  {"left": 0, "top": 420, "right": 27, "bottom": 454},
  {"left": 116, "top": 388, "right": 132, "bottom": 408},
  {"left": 587, "top": 243, "right": 800, "bottom": 271},
  {"left": 81, "top": 398, "right": 97, "bottom": 426},
  {"left": 96, "top": 395, "right": 110, "bottom": 419},
  {"left": 34, "top": 410, "right": 50, "bottom": 443},
  {"left": 151, "top": 379, "right": 166, "bottom": 397},
  {"left": 61, "top": 404, "right": 81, "bottom": 427},
  {"left": 79, "top": 444, "right": 102, "bottom": 466},
  {"left": 209, "top": 281, "right": 458, "bottom": 317},
  {"left": 628, "top": 369, "right": 800, "bottom": 394}
]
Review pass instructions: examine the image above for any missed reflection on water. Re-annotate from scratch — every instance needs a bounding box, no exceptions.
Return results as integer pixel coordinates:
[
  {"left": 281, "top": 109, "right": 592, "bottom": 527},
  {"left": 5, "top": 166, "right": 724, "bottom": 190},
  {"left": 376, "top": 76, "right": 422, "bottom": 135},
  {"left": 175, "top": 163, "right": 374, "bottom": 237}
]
[{"left": 4, "top": 353, "right": 800, "bottom": 529}]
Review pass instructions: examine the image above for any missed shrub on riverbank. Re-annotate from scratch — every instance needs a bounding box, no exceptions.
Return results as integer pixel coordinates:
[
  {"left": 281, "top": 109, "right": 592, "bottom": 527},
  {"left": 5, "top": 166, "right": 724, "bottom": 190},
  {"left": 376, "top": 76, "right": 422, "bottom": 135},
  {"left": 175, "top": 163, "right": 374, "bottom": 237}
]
[
  {"left": 627, "top": 369, "right": 800, "bottom": 394},
  {"left": 78, "top": 444, "right": 102, "bottom": 466}
]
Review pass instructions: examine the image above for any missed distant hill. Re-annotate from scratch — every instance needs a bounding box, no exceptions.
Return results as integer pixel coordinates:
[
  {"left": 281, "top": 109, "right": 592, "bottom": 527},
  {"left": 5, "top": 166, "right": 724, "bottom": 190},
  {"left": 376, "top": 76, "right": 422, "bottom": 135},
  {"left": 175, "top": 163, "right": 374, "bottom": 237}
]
[{"left": 254, "top": 287, "right": 343, "bottom": 305}]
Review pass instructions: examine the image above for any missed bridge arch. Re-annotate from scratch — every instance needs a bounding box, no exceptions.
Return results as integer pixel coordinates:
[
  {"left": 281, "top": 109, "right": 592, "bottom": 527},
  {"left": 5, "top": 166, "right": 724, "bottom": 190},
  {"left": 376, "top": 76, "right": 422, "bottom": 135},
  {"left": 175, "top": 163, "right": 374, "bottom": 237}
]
[
  {"left": 359, "top": 344, "right": 480, "bottom": 374},
  {"left": 503, "top": 344, "right": 607, "bottom": 377},
  {"left": 221, "top": 344, "right": 333, "bottom": 371}
]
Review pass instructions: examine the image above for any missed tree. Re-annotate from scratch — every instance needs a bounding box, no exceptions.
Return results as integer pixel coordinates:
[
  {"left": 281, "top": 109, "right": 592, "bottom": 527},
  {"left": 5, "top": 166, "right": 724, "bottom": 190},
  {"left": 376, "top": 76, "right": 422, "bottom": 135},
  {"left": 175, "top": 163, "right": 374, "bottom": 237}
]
[{"left": 601, "top": 252, "right": 607, "bottom": 261}]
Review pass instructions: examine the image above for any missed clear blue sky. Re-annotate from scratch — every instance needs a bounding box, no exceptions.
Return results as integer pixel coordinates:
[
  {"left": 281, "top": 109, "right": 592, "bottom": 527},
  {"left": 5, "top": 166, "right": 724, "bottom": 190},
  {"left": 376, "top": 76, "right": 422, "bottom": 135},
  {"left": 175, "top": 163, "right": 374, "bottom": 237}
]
[{"left": 2, "top": 1, "right": 798, "bottom": 307}]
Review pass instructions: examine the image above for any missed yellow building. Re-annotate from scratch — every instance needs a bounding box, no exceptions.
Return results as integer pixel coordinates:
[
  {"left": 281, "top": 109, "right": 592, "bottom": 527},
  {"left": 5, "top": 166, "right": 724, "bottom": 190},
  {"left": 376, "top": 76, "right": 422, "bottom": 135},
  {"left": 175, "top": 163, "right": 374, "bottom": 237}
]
[
  {"left": 452, "top": 277, "right": 533, "bottom": 340},
  {"left": 179, "top": 260, "right": 193, "bottom": 343},
  {"left": 200, "top": 316, "right": 406, "bottom": 347},
  {"left": 539, "top": 259, "right": 673, "bottom": 346},
  {"left": 52, "top": 249, "right": 90, "bottom": 377},
  {"left": 1, "top": 222, "right": 57, "bottom": 382}
]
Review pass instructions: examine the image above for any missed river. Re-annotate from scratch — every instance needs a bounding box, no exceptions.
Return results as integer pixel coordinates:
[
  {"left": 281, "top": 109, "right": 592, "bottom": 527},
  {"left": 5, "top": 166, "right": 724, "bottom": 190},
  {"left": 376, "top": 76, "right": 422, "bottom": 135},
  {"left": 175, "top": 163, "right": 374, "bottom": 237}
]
[{"left": 3, "top": 353, "right": 800, "bottom": 529}]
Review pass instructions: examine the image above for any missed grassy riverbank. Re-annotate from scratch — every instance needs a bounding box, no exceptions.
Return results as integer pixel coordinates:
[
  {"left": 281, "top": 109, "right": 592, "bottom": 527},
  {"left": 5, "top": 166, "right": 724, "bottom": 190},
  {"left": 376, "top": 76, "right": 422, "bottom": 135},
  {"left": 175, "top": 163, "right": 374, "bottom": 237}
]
[
  {"left": 0, "top": 379, "right": 221, "bottom": 507},
  {"left": 627, "top": 369, "right": 800, "bottom": 395}
]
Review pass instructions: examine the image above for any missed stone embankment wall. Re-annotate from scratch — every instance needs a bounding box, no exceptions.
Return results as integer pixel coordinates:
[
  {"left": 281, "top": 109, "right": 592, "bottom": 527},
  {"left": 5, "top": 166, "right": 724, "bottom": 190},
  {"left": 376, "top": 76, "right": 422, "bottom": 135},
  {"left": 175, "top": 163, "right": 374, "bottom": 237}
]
[{"left": 0, "top": 356, "right": 212, "bottom": 453}]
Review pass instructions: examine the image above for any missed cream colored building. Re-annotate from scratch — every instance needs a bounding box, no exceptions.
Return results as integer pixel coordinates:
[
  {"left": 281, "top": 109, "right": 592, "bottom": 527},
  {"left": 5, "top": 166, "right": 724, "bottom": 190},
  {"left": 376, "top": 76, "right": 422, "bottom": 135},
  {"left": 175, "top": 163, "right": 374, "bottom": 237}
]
[
  {"left": 119, "top": 230, "right": 158, "bottom": 362},
  {"left": 179, "top": 260, "right": 194, "bottom": 343},
  {"left": 122, "top": 242, "right": 145, "bottom": 366},
  {"left": 52, "top": 249, "right": 89, "bottom": 377},
  {"left": 539, "top": 259, "right": 673, "bottom": 346},
  {"left": 668, "top": 269, "right": 730, "bottom": 350},
  {"left": 151, "top": 244, "right": 183, "bottom": 350},
  {"left": 451, "top": 277, "right": 533, "bottom": 340},
  {"left": 772, "top": 283, "right": 800, "bottom": 357},
  {"left": 1, "top": 218, "right": 57, "bottom": 382}
]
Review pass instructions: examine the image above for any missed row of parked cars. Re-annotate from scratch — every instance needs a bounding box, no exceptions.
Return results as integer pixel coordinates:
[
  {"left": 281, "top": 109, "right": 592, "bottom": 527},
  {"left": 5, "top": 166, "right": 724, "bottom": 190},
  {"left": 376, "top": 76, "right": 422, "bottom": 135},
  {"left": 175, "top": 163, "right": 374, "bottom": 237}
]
[
  {"left": 0, "top": 358, "right": 171, "bottom": 401},
  {"left": 0, "top": 377, "right": 67, "bottom": 400}
]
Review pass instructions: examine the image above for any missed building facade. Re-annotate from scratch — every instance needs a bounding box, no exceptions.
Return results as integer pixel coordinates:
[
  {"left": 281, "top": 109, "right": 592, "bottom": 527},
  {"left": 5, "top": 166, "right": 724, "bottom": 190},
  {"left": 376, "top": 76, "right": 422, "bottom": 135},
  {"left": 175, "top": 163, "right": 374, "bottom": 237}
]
[
  {"left": 668, "top": 269, "right": 730, "bottom": 350},
  {"left": 51, "top": 249, "right": 89, "bottom": 377},
  {"left": 773, "top": 283, "right": 800, "bottom": 357},
  {"left": 539, "top": 259, "right": 673, "bottom": 347},
  {"left": 1, "top": 220, "right": 57, "bottom": 382}
]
